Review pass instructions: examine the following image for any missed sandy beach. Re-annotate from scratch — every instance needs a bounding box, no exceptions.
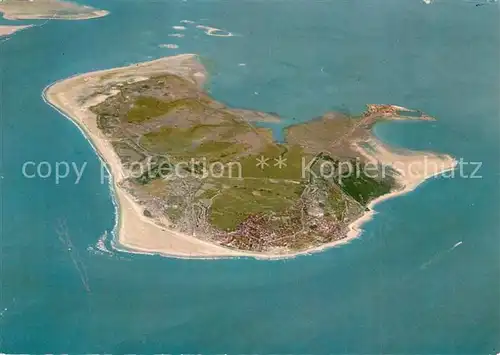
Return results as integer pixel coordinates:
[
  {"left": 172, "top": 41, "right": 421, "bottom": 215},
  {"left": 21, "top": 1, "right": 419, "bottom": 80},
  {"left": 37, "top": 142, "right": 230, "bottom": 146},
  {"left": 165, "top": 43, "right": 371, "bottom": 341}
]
[
  {"left": 0, "top": 25, "right": 32, "bottom": 37},
  {"left": 44, "top": 54, "right": 457, "bottom": 259},
  {"left": 0, "top": 0, "right": 108, "bottom": 20}
]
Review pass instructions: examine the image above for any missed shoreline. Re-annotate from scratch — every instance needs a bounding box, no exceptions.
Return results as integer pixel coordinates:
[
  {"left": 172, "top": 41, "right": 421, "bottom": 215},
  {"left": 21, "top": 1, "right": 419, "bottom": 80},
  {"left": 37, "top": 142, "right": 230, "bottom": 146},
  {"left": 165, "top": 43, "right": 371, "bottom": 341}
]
[
  {"left": 0, "top": 2, "right": 109, "bottom": 21},
  {"left": 0, "top": 9, "right": 109, "bottom": 21},
  {"left": 0, "top": 25, "right": 33, "bottom": 37},
  {"left": 43, "top": 54, "right": 457, "bottom": 260},
  {"left": 346, "top": 156, "right": 458, "bottom": 240}
]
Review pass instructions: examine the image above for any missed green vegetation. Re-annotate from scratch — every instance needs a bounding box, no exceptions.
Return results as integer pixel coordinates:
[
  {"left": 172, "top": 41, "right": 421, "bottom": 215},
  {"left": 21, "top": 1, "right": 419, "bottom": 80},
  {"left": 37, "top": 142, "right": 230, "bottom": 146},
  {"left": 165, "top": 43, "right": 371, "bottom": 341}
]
[
  {"left": 134, "top": 160, "right": 173, "bottom": 185},
  {"left": 207, "top": 178, "right": 304, "bottom": 231},
  {"left": 140, "top": 126, "right": 193, "bottom": 154},
  {"left": 238, "top": 144, "right": 308, "bottom": 180},
  {"left": 140, "top": 125, "right": 252, "bottom": 164},
  {"left": 127, "top": 97, "right": 173, "bottom": 123},
  {"left": 338, "top": 161, "right": 394, "bottom": 205},
  {"left": 127, "top": 97, "right": 208, "bottom": 123},
  {"left": 193, "top": 141, "right": 248, "bottom": 162}
]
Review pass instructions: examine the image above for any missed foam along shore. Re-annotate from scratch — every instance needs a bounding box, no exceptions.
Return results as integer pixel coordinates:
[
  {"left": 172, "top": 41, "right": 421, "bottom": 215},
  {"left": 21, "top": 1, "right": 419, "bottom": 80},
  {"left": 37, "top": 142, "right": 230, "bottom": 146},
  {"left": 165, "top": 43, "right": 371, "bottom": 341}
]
[
  {"left": 44, "top": 54, "right": 456, "bottom": 259},
  {"left": 196, "top": 25, "right": 234, "bottom": 37},
  {"left": 0, "top": 0, "right": 108, "bottom": 20},
  {"left": 0, "top": 25, "right": 32, "bottom": 37}
]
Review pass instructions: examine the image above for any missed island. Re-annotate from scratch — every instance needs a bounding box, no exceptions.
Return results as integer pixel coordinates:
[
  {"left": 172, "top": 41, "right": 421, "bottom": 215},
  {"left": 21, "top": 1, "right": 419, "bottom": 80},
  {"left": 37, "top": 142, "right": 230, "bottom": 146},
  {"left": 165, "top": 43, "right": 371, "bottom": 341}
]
[
  {"left": 0, "top": 0, "right": 108, "bottom": 20},
  {"left": 44, "top": 54, "right": 456, "bottom": 258}
]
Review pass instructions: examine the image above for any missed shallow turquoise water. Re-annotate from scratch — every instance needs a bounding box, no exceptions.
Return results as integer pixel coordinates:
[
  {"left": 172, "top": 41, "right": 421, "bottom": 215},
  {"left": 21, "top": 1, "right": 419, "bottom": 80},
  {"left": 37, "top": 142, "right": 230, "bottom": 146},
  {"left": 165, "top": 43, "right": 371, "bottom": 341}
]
[{"left": 1, "top": 0, "right": 499, "bottom": 352}]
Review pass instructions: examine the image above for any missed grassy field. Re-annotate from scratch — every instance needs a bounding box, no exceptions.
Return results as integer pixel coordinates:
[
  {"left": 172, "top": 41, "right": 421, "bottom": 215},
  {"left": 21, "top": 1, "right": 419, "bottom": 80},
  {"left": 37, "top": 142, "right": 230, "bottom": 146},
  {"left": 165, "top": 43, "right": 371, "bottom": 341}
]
[
  {"left": 206, "top": 177, "right": 304, "bottom": 231},
  {"left": 127, "top": 97, "right": 210, "bottom": 123}
]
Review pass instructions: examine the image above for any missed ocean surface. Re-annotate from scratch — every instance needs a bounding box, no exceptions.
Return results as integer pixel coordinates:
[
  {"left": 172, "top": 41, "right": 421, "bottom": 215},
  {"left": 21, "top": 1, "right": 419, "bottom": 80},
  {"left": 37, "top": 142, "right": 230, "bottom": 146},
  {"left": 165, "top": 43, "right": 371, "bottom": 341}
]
[{"left": 1, "top": 0, "right": 499, "bottom": 352}]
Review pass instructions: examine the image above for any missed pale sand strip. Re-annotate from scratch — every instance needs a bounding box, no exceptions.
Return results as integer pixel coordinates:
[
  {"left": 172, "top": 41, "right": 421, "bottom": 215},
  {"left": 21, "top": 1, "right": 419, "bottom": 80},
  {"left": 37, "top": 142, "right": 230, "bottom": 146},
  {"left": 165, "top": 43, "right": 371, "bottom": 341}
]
[
  {"left": 0, "top": 25, "right": 32, "bottom": 37},
  {"left": 0, "top": 1, "right": 108, "bottom": 20},
  {"left": 43, "top": 54, "right": 457, "bottom": 259}
]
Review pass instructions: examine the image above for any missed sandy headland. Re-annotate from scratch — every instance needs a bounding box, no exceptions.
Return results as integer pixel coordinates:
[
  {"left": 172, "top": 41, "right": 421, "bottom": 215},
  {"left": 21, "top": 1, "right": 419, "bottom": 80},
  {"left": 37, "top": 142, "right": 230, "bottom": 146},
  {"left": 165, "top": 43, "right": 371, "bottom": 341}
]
[
  {"left": 0, "top": 24, "right": 32, "bottom": 37},
  {"left": 346, "top": 138, "right": 457, "bottom": 239},
  {"left": 44, "top": 54, "right": 456, "bottom": 259},
  {"left": 0, "top": 0, "right": 108, "bottom": 20}
]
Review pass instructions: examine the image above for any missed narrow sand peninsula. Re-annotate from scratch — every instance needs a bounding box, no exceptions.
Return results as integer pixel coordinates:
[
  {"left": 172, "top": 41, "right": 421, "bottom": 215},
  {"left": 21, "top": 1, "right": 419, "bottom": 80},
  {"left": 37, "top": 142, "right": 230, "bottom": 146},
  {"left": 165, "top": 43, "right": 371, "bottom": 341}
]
[
  {"left": 44, "top": 54, "right": 456, "bottom": 259},
  {"left": 0, "top": 25, "right": 32, "bottom": 37},
  {"left": 347, "top": 139, "right": 457, "bottom": 239},
  {"left": 0, "top": 0, "right": 108, "bottom": 20}
]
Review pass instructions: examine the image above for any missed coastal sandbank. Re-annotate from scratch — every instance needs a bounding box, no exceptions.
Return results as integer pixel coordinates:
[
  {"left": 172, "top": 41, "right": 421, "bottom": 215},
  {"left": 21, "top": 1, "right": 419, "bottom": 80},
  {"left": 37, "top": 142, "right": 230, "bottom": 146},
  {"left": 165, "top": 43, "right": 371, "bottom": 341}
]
[
  {"left": 0, "top": 25, "right": 32, "bottom": 37},
  {"left": 44, "top": 54, "right": 456, "bottom": 259}
]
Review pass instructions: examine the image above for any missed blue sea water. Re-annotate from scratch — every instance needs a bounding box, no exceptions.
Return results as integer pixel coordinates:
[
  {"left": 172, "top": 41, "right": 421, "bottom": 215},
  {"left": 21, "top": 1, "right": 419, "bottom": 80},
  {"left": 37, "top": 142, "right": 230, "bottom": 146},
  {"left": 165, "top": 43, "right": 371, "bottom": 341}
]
[{"left": 1, "top": 0, "right": 499, "bottom": 352}]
